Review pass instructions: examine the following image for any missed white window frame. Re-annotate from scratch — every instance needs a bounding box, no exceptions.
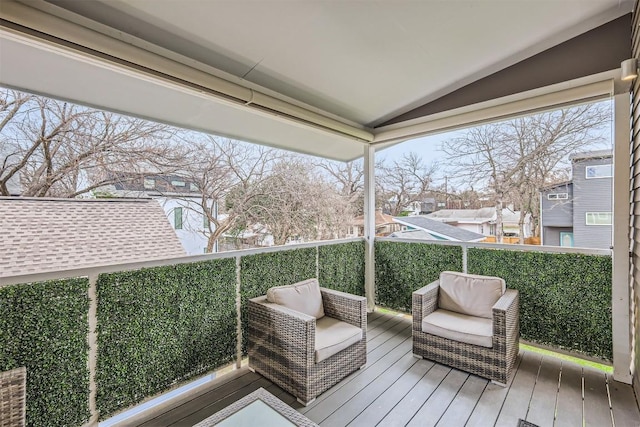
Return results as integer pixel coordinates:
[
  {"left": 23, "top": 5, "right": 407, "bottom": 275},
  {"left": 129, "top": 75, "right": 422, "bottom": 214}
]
[
  {"left": 547, "top": 192, "right": 568, "bottom": 200},
  {"left": 585, "top": 212, "right": 612, "bottom": 226},
  {"left": 171, "top": 180, "right": 186, "bottom": 187},
  {"left": 585, "top": 164, "right": 613, "bottom": 179}
]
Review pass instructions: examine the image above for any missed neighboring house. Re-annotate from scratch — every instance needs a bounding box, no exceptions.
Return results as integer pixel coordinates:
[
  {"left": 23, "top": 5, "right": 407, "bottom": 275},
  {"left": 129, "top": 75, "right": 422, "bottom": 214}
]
[
  {"left": 106, "top": 174, "right": 218, "bottom": 255},
  {"left": 392, "top": 216, "right": 486, "bottom": 242},
  {"left": 347, "top": 209, "right": 402, "bottom": 237},
  {"left": 0, "top": 197, "right": 185, "bottom": 277},
  {"left": 425, "top": 207, "right": 532, "bottom": 238},
  {"left": 220, "top": 219, "right": 275, "bottom": 251},
  {"left": 540, "top": 150, "right": 612, "bottom": 249},
  {"left": 403, "top": 198, "right": 437, "bottom": 216}
]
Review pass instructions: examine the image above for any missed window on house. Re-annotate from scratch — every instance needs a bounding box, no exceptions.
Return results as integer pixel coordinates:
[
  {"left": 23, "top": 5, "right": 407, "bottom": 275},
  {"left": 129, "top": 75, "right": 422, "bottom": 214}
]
[
  {"left": 585, "top": 212, "right": 612, "bottom": 225},
  {"left": 547, "top": 193, "right": 568, "bottom": 200},
  {"left": 171, "top": 180, "right": 186, "bottom": 187},
  {"left": 203, "top": 214, "right": 210, "bottom": 229},
  {"left": 174, "top": 207, "right": 183, "bottom": 229},
  {"left": 143, "top": 178, "right": 155, "bottom": 189},
  {"left": 190, "top": 183, "right": 198, "bottom": 191},
  {"left": 585, "top": 164, "right": 612, "bottom": 179}
]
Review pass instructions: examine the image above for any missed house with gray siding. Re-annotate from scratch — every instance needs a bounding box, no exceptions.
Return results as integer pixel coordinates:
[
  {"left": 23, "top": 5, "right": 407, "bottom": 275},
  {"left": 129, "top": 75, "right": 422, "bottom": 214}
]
[{"left": 540, "top": 150, "right": 612, "bottom": 249}]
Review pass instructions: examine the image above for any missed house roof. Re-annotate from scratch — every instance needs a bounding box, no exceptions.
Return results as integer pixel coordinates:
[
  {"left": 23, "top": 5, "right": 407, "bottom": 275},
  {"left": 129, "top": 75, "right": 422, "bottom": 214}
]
[
  {"left": 389, "top": 229, "right": 437, "bottom": 241},
  {"left": 426, "top": 208, "right": 523, "bottom": 226},
  {"left": 0, "top": 197, "right": 186, "bottom": 277},
  {"left": 0, "top": 1, "right": 631, "bottom": 161},
  {"left": 393, "top": 216, "right": 485, "bottom": 242},
  {"left": 426, "top": 208, "right": 497, "bottom": 223},
  {"left": 540, "top": 181, "right": 573, "bottom": 192},
  {"left": 570, "top": 149, "right": 613, "bottom": 162},
  {"left": 352, "top": 210, "right": 396, "bottom": 227}
]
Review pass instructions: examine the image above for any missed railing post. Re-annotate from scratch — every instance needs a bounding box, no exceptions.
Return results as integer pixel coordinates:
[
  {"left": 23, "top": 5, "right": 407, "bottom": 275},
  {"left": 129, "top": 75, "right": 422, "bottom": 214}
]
[
  {"left": 612, "top": 84, "right": 633, "bottom": 384},
  {"left": 364, "top": 144, "right": 376, "bottom": 312},
  {"left": 462, "top": 245, "right": 468, "bottom": 273},
  {"left": 87, "top": 272, "right": 99, "bottom": 426},
  {"left": 235, "top": 255, "right": 242, "bottom": 369}
]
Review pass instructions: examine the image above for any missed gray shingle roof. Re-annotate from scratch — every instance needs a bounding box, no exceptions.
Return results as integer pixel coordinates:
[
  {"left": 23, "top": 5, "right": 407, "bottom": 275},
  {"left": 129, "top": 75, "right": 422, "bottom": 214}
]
[
  {"left": 393, "top": 216, "right": 485, "bottom": 242},
  {"left": 0, "top": 197, "right": 186, "bottom": 277}
]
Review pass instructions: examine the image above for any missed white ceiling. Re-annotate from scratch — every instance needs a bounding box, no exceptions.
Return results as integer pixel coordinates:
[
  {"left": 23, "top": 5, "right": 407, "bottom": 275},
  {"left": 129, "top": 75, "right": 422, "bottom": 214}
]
[{"left": 0, "top": 0, "right": 634, "bottom": 161}]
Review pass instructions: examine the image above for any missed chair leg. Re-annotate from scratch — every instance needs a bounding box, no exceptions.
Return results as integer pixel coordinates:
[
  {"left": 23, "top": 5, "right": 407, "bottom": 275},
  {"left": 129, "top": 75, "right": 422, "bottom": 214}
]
[
  {"left": 491, "top": 379, "right": 507, "bottom": 387},
  {"left": 297, "top": 396, "right": 316, "bottom": 406}
]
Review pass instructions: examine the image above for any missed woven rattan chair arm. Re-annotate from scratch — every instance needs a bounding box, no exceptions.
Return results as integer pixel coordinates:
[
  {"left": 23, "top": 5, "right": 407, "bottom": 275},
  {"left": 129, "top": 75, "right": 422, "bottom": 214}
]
[
  {"left": 321, "top": 288, "right": 366, "bottom": 328},
  {"left": 492, "top": 289, "right": 518, "bottom": 314},
  {"left": 249, "top": 297, "right": 316, "bottom": 324},
  {"left": 412, "top": 280, "right": 439, "bottom": 324}
]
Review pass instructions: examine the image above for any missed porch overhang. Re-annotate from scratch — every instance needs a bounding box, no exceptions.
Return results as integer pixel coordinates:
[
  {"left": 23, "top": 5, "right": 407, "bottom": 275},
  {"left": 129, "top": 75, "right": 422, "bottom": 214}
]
[{"left": 0, "top": 0, "right": 634, "bottom": 161}]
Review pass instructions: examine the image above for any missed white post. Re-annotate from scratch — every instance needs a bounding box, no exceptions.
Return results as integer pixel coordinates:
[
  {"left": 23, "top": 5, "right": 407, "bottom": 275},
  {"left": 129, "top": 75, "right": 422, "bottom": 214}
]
[
  {"left": 612, "top": 83, "right": 632, "bottom": 384},
  {"left": 87, "top": 273, "right": 99, "bottom": 425},
  {"left": 364, "top": 145, "right": 376, "bottom": 312}
]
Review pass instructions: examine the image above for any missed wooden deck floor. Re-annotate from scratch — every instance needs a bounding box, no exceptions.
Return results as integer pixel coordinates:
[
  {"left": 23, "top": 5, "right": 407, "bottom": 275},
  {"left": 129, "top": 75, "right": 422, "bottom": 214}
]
[{"left": 128, "top": 311, "right": 640, "bottom": 427}]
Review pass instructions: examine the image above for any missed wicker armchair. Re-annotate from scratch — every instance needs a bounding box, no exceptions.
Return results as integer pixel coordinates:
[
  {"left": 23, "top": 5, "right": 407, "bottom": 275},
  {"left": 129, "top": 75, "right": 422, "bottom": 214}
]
[
  {"left": 248, "top": 282, "right": 366, "bottom": 405},
  {"left": 0, "top": 367, "right": 26, "bottom": 427},
  {"left": 412, "top": 272, "right": 519, "bottom": 385}
]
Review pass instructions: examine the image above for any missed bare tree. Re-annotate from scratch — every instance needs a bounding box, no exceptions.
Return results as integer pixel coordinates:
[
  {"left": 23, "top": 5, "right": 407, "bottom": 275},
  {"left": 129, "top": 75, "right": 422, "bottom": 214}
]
[
  {"left": 317, "top": 159, "right": 364, "bottom": 215},
  {"left": 0, "top": 88, "right": 179, "bottom": 197},
  {"left": 376, "top": 152, "right": 437, "bottom": 216},
  {"left": 238, "top": 155, "right": 356, "bottom": 245},
  {"left": 174, "top": 135, "right": 282, "bottom": 252},
  {"left": 442, "top": 102, "right": 610, "bottom": 242}
]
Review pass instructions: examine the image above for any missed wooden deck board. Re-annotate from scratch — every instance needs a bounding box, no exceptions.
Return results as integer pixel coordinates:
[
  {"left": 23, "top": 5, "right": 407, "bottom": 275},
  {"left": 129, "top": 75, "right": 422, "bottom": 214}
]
[
  {"left": 525, "top": 355, "right": 561, "bottom": 427},
  {"left": 302, "top": 336, "right": 412, "bottom": 421},
  {"left": 377, "top": 363, "right": 451, "bottom": 427},
  {"left": 405, "top": 368, "right": 468, "bottom": 427},
  {"left": 583, "top": 367, "right": 613, "bottom": 427},
  {"left": 609, "top": 378, "right": 640, "bottom": 427},
  {"left": 464, "top": 353, "right": 522, "bottom": 427},
  {"left": 347, "top": 358, "right": 435, "bottom": 427},
  {"left": 494, "top": 351, "right": 542, "bottom": 427},
  {"left": 554, "top": 361, "right": 584, "bottom": 427},
  {"left": 319, "top": 351, "right": 419, "bottom": 426},
  {"left": 435, "top": 374, "right": 487, "bottom": 427},
  {"left": 119, "top": 312, "right": 638, "bottom": 427}
]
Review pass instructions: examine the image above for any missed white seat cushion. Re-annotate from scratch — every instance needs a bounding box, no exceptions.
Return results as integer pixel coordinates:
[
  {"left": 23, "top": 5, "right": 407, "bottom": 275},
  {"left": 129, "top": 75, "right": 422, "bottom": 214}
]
[
  {"left": 267, "top": 278, "right": 325, "bottom": 319},
  {"left": 422, "top": 309, "right": 493, "bottom": 348},
  {"left": 315, "top": 316, "right": 363, "bottom": 363},
  {"left": 439, "top": 271, "right": 505, "bottom": 319}
]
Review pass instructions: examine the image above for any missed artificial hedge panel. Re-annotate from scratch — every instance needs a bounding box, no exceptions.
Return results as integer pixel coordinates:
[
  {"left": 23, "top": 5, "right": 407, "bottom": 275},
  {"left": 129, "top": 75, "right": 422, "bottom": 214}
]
[
  {"left": 318, "top": 241, "right": 365, "bottom": 296},
  {"left": 467, "top": 248, "right": 612, "bottom": 360},
  {"left": 375, "top": 241, "right": 463, "bottom": 312},
  {"left": 96, "top": 259, "right": 237, "bottom": 418},
  {"left": 0, "top": 278, "right": 90, "bottom": 427},
  {"left": 239, "top": 248, "right": 316, "bottom": 353}
]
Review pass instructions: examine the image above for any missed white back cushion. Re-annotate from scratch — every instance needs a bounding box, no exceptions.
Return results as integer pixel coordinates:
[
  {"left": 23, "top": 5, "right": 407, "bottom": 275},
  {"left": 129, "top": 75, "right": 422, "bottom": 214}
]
[
  {"left": 438, "top": 271, "right": 505, "bottom": 319},
  {"left": 266, "top": 278, "right": 325, "bottom": 319}
]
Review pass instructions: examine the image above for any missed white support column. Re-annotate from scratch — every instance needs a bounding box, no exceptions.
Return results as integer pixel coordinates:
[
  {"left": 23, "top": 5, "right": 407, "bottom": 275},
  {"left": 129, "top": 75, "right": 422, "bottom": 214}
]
[
  {"left": 612, "top": 84, "right": 632, "bottom": 384},
  {"left": 364, "top": 145, "right": 376, "bottom": 312}
]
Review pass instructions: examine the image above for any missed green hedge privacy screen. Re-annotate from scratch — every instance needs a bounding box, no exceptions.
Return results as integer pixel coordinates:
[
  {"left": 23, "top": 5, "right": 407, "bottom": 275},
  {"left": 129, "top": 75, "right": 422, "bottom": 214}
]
[
  {"left": 0, "top": 279, "right": 90, "bottom": 427},
  {"left": 318, "top": 241, "right": 365, "bottom": 296},
  {"left": 239, "top": 248, "right": 316, "bottom": 353},
  {"left": 375, "top": 241, "right": 463, "bottom": 312},
  {"left": 96, "top": 259, "right": 237, "bottom": 418},
  {"left": 467, "top": 248, "right": 612, "bottom": 361}
]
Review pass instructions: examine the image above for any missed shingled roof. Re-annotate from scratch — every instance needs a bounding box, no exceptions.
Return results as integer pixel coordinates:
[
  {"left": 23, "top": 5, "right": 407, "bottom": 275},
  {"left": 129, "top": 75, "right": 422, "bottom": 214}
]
[
  {"left": 393, "top": 216, "right": 485, "bottom": 242},
  {"left": 0, "top": 197, "right": 186, "bottom": 278}
]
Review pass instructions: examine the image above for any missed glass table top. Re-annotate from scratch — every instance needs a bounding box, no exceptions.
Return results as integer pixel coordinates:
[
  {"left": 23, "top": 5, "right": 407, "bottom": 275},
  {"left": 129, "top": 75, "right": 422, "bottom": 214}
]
[{"left": 215, "top": 399, "right": 296, "bottom": 427}]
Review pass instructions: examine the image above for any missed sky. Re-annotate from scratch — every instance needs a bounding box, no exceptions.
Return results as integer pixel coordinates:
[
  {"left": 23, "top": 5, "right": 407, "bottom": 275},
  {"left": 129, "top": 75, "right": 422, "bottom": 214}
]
[{"left": 374, "top": 99, "right": 614, "bottom": 190}]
